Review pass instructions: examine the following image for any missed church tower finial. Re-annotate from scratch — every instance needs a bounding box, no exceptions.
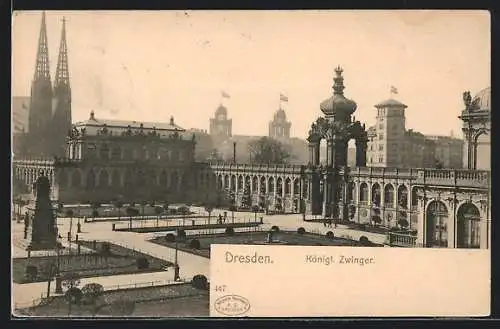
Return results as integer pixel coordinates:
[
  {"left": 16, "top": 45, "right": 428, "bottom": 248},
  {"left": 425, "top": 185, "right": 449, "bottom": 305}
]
[
  {"left": 333, "top": 65, "right": 345, "bottom": 96},
  {"left": 33, "top": 11, "right": 51, "bottom": 82},
  {"left": 54, "top": 16, "right": 70, "bottom": 89}
]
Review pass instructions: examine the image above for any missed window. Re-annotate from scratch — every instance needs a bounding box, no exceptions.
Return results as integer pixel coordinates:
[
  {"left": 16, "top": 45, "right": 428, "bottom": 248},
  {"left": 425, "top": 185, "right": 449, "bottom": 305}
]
[
  {"left": 379, "top": 145, "right": 384, "bottom": 151},
  {"left": 379, "top": 155, "right": 384, "bottom": 163},
  {"left": 379, "top": 134, "right": 384, "bottom": 140},
  {"left": 379, "top": 123, "right": 384, "bottom": 129}
]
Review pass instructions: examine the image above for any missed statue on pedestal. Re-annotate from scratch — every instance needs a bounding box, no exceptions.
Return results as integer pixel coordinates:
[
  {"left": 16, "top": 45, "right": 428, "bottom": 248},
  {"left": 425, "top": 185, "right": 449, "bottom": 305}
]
[{"left": 25, "top": 176, "right": 59, "bottom": 251}]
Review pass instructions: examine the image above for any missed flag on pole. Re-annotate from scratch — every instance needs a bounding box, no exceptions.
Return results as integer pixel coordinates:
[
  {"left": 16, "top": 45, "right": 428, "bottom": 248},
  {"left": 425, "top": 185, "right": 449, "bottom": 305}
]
[
  {"left": 221, "top": 91, "right": 231, "bottom": 99},
  {"left": 280, "top": 93, "right": 289, "bottom": 102},
  {"left": 390, "top": 86, "right": 399, "bottom": 95}
]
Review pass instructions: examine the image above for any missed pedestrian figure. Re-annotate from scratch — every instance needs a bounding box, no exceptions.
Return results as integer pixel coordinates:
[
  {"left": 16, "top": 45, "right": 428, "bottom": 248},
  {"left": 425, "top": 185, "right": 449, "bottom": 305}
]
[
  {"left": 323, "top": 219, "right": 327, "bottom": 227},
  {"left": 223, "top": 211, "right": 227, "bottom": 223},
  {"left": 218, "top": 214, "right": 223, "bottom": 224},
  {"left": 334, "top": 219, "right": 338, "bottom": 228}
]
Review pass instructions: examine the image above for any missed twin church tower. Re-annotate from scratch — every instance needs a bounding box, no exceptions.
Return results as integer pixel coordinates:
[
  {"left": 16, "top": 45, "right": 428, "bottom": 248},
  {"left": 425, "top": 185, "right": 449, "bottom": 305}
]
[{"left": 16, "top": 12, "right": 72, "bottom": 159}]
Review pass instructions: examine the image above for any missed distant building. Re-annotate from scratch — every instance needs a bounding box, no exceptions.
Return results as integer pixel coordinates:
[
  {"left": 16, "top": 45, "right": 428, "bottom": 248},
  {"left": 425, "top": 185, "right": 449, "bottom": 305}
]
[
  {"left": 459, "top": 87, "right": 491, "bottom": 170},
  {"left": 269, "top": 108, "right": 291, "bottom": 139},
  {"left": 366, "top": 97, "right": 463, "bottom": 168},
  {"left": 209, "top": 104, "right": 232, "bottom": 141}
]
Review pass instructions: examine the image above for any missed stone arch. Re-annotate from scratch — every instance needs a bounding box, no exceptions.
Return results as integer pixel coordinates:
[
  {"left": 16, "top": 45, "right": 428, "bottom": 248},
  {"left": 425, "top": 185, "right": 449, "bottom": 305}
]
[
  {"left": 276, "top": 177, "right": 283, "bottom": 195},
  {"left": 252, "top": 176, "right": 259, "bottom": 192},
  {"left": 456, "top": 202, "right": 481, "bottom": 249},
  {"left": 260, "top": 176, "right": 267, "bottom": 194},
  {"left": 224, "top": 174, "right": 230, "bottom": 189},
  {"left": 111, "top": 169, "right": 121, "bottom": 187},
  {"left": 71, "top": 169, "right": 82, "bottom": 188},
  {"left": 384, "top": 183, "right": 395, "bottom": 208},
  {"left": 397, "top": 185, "right": 408, "bottom": 209},
  {"left": 58, "top": 170, "right": 68, "bottom": 188},
  {"left": 284, "top": 177, "right": 292, "bottom": 195},
  {"left": 99, "top": 143, "right": 110, "bottom": 160},
  {"left": 98, "top": 169, "right": 110, "bottom": 187},
  {"left": 371, "top": 183, "right": 381, "bottom": 206},
  {"left": 293, "top": 178, "right": 300, "bottom": 196},
  {"left": 231, "top": 175, "right": 236, "bottom": 192},
  {"left": 474, "top": 130, "right": 490, "bottom": 170},
  {"left": 425, "top": 200, "right": 449, "bottom": 248},
  {"left": 268, "top": 177, "right": 275, "bottom": 193},
  {"left": 217, "top": 174, "right": 223, "bottom": 189},
  {"left": 237, "top": 175, "right": 244, "bottom": 192},
  {"left": 111, "top": 145, "right": 122, "bottom": 160},
  {"left": 86, "top": 169, "right": 96, "bottom": 190},
  {"left": 136, "top": 169, "right": 146, "bottom": 187}
]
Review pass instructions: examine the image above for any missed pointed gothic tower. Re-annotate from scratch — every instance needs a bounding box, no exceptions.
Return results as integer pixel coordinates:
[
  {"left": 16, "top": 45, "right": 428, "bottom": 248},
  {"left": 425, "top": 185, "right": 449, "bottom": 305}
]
[
  {"left": 28, "top": 12, "right": 53, "bottom": 141},
  {"left": 52, "top": 17, "right": 72, "bottom": 157}
]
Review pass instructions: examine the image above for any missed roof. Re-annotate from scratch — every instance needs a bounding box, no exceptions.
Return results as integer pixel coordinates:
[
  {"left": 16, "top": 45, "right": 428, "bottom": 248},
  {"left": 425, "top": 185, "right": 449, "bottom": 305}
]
[
  {"left": 12, "top": 96, "right": 31, "bottom": 133},
  {"left": 73, "top": 111, "right": 185, "bottom": 137},
  {"left": 320, "top": 94, "right": 357, "bottom": 116},
  {"left": 473, "top": 87, "right": 491, "bottom": 111},
  {"left": 74, "top": 112, "right": 184, "bottom": 131},
  {"left": 374, "top": 98, "right": 407, "bottom": 109}
]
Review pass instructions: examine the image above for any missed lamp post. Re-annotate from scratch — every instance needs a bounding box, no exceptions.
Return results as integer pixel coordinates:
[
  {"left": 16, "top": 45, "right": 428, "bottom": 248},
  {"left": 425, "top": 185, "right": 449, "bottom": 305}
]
[
  {"left": 55, "top": 244, "right": 63, "bottom": 294},
  {"left": 174, "top": 229, "right": 180, "bottom": 281}
]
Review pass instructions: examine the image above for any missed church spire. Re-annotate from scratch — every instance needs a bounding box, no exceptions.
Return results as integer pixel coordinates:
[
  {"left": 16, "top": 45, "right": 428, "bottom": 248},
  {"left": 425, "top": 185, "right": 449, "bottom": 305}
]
[
  {"left": 54, "top": 17, "right": 70, "bottom": 89},
  {"left": 33, "top": 11, "right": 51, "bottom": 82}
]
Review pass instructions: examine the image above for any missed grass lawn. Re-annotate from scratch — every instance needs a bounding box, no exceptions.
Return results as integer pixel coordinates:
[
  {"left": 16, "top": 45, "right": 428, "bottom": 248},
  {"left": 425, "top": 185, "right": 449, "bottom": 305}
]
[
  {"left": 14, "top": 283, "right": 209, "bottom": 317},
  {"left": 13, "top": 241, "right": 173, "bottom": 284},
  {"left": 149, "top": 231, "right": 368, "bottom": 259}
]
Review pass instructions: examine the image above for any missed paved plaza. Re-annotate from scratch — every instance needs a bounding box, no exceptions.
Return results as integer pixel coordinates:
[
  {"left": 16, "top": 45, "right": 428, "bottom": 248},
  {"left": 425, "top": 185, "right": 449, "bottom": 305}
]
[{"left": 12, "top": 205, "right": 386, "bottom": 307}]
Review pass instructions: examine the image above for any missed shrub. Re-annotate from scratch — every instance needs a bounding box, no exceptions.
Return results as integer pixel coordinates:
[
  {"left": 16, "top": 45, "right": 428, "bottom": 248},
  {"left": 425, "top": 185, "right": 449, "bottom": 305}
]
[
  {"left": 398, "top": 218, "right": 409, "bottom": 229},
  {"left": 359, "top": 224, "right": 367, "bottom": 231},
  {"left": 225, "top": 227, "right": 235, "bottom": 235},
  {"left": 65, "top": 287, "right": 83, "bottom": 305},
  {"left": 189, "top": 239, "right": 201, "bottom": 250},
  {"left": 136, "top": 257, "right": 150, "bottom": 269},
  {"left": 271, "top": 225, "right": 280, "bottom": 232},
  {"left": 101, "top": 299, "right": 135, "bottom": 316},
  {"left": 176, "top": 230, "right": 186, "bottom": 240},
  {"left": 372, "top": 216, "right": 382, "bottom": 225},
  {"left": 25, "top": 265, "right": 38, "bottom": 281},
  {"left": 359, "top": 236, "right": 371, "bottom": 246},
  {"left": 326, "top": 231, "right": 334, "bottom": 240},
  {"left": 100, "top": 242, "right": 111, "bottom": 255},
  {"left": 297, "top": 227, "right": 306, "bottom": 235},
  {"left": 191, "top": 274, "right": 208, "bottom": 290},
  {"left": 91, "top": 210, "right": 99, "bottom": 218},
  {"left": 81, "top": 283, "right": 104, "bottom": 305},
  {"left": 165, "top": 233, "right": 176, "bottom": 242}
]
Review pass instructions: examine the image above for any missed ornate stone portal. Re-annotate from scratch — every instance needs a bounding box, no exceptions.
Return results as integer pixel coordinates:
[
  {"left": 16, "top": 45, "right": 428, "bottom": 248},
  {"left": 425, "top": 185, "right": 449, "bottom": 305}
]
[
  {"left": 24, "top": 176, "right": 59, "bottom": 250},
  {"left": 306, "top": 66, "right": 368, "bottom": 220}
]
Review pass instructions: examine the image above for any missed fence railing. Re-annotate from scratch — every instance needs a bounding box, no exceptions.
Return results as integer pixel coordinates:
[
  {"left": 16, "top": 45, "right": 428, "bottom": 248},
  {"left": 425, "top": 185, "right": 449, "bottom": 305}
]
[
  {"left": 386, "top": 232, "right": 417, "bottom": 247},
  {"left": 101, "top": 279, "right": 186, "bottom": 292}
]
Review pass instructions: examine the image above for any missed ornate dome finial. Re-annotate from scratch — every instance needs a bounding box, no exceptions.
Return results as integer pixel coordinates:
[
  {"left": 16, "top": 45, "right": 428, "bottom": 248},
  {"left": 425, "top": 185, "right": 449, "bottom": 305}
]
[
  {"left": 90, "top": 110, "right": 95, "bottom": 120},
  {"left": 333, "top": 66, "right": 345, "bottom": 96}
]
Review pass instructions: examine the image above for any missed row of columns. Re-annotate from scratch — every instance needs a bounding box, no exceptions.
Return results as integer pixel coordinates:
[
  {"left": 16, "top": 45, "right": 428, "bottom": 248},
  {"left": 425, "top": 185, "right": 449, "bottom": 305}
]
[{"left": 216, "top": 174, "right": 302, "bottom": 199}]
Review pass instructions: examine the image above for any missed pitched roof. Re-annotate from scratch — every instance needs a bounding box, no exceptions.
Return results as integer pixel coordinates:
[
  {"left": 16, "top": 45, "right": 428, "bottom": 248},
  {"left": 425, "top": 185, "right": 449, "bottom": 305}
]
[{"left": 12, "top": 96, "right": 31, "bottom": 133}]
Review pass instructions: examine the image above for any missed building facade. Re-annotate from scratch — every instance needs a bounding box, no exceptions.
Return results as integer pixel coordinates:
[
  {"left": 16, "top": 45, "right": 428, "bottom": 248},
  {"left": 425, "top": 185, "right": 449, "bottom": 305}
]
[
  {"left": 366, "top": 97, "right": 463, "bottom": 168},
  {"left": 12, "top": 13, "right": 490, "bottom": 250},
  {"left": 269, "top": 108, "right": 291, "bottom": 139}
]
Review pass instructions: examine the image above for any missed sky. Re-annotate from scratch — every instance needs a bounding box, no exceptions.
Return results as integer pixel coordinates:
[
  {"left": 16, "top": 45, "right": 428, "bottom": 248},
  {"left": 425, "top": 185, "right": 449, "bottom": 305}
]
[{"left": 12, "top": 10, "right": 490, "bottom": 139}]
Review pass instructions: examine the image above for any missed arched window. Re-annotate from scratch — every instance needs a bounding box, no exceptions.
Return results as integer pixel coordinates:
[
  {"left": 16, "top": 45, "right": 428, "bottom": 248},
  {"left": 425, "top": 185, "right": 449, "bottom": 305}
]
[
  {"left": 348, "top": 182, "right": 355, "bottom": 203},
  {"left": 268, "top": 177, "right": 275, "bottom": 193},
  {"left": 237, "top": 175, "right": 244, "bottom": 192},
  {"left": 384, "top": 184, "right": 395, "bottom": 208},
  {"left": 426, "top": 201, "right": 448, "bottom": 248},
  {"left": 231, "top": 175, "right": 236, "bottom": 192},
  {"left": 293, "top": 179, "right": 300, "bottom": 196},
  {"left": 58, "top": 170, "right": 68, "bottom": 188},
  {"left": 359, "top": 183, "right": 368, "bottom": 203},
  {"left": 111, "top": 170, "right": 121, "bottom": 187},
  {"left": 457, "top": 203, "right": 481, "bottom": 249},
  {"left": 277, "top": 177, "right": 283, "bottom": 195},
  {"left": 260, "top": 176, "right": 267, "bottom": 194},
  {"left": 284, "top": 178, "right": 291, "bottom": 195},
  {"left": 372, "top": 183, "right": 381, "bottom": 206},
  {"left": 397, "top": 185, "right": 408, "bottom": 208},
  {"left": 111, "top": 146, "right": 122, "bottom": 160},
  {"left": 252, "top": 176, "right": 259, "bottom": 192}
]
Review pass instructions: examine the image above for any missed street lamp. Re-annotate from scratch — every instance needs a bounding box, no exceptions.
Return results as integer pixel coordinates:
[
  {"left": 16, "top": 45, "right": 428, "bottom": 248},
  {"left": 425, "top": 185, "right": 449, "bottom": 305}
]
[{"left": 174, "top": 229, "right": 180, "bottom": 281}]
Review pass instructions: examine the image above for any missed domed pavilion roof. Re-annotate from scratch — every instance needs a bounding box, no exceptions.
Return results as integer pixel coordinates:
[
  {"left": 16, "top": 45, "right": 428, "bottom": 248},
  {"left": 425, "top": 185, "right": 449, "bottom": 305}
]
[
  {"left": 320, "top": 66, "right": 357, "bottom": 117},
  {"left": 473, "top": 87, "right": 491, "bottom": 111},
  {"left": 215, "top": 104, "right": 227, "bottom": 116},
  {"left": 374, "top": 98, "right": 407, "bottom": 109}
]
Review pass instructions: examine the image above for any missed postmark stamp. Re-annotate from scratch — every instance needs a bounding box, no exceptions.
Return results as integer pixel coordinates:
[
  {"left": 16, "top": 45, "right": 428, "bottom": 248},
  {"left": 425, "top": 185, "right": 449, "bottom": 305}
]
[{"left": 214, "top": 294, "right": 251, "bottom": 316}]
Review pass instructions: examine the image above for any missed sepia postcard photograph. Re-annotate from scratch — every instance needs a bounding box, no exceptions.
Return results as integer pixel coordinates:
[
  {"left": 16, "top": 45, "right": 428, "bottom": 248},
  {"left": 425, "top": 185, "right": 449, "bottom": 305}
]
[{"left": 11, "top": 10, "right": 491, "bottom": 318}]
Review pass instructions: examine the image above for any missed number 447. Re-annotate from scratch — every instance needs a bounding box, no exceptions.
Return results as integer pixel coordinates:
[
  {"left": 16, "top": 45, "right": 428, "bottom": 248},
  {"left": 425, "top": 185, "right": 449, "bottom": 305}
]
[{"left": 214, "top": 285, "right": 226, "bottom": 292}]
